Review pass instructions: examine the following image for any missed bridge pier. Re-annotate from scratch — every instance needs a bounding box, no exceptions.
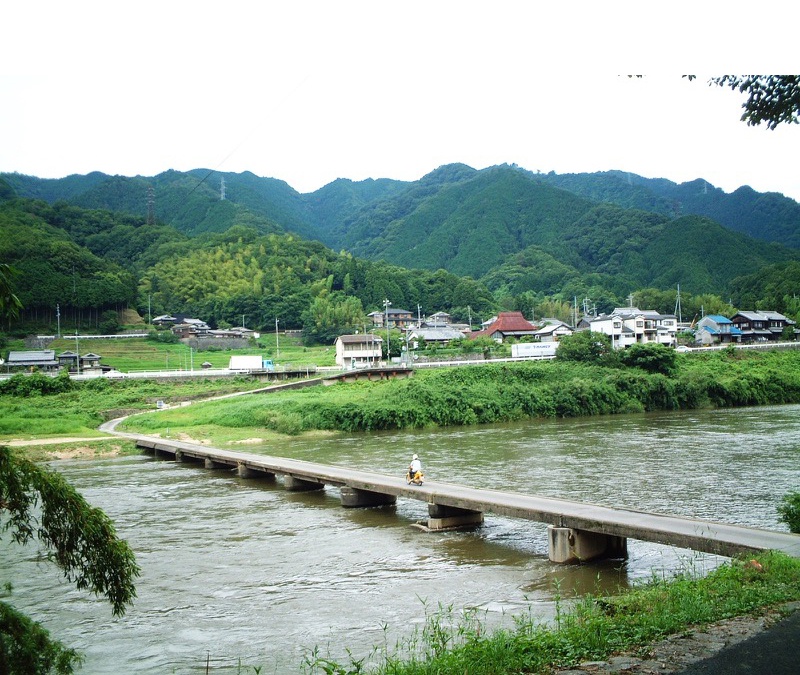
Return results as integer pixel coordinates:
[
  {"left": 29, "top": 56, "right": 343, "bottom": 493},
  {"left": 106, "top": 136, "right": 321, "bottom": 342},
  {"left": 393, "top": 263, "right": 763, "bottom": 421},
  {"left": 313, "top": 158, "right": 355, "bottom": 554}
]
[
  {"left": 427, "top": 503, "right": 484, "bottom": 530},
  {"left": 174, "top": 450, "right": 202, "bottom": 463},
  {"left": 548, "top": 526, "right": 628, "bottom": 563},
  {"left": 284, "top": 475, "right": 325, "bottom": 492},
  {"left": 340, "top": 487, "right": 397, "bottom": 508},
  {"left": 237, "top": 463, "right": 276, "bottom": 481},
  {"left": 204, "top": 457, "right": 230, "bottom": 470}
]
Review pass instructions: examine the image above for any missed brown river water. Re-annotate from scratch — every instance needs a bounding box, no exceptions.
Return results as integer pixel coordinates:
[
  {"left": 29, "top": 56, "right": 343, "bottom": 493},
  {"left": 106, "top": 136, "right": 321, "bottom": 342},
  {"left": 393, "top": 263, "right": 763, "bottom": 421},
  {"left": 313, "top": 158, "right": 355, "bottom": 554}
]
[{"left": 3, "top": 404, "right": 799, "bottom": 673}]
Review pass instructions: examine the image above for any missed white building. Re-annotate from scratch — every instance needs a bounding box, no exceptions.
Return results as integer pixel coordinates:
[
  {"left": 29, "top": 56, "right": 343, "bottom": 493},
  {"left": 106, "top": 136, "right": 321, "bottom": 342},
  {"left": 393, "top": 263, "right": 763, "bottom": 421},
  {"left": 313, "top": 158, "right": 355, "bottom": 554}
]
[
  {"left": 586, "top": 307, "right": 677, "bottom": 349},
  {"left": 334, "top": 334, "right": 383, "bottom": 368}
]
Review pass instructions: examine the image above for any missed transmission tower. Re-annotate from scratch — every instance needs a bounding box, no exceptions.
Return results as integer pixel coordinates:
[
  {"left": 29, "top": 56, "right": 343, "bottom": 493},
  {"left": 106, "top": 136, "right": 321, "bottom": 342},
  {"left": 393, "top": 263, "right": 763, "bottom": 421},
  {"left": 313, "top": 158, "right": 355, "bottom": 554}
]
[
  {"left": 146, "top": 185, "right": 155, "bottom": 225},
  {"left": 220, "top": 177, "right": 226, "bottom": 200}
]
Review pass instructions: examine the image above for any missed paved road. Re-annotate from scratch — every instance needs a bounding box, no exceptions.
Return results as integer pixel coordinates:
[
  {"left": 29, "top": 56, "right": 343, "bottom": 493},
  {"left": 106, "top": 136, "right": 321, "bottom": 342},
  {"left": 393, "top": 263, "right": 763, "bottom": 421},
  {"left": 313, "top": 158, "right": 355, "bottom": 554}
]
[{"left": 675, "top": 611, "right": 800, "bottom": 675}]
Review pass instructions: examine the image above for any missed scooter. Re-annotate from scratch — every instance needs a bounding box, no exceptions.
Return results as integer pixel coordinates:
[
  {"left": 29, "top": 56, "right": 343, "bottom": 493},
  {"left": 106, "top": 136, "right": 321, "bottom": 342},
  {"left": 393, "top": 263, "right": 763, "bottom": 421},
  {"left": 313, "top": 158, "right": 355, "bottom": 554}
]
[{"left": 406, "top": 467, "right": 424, "bottom": 485}]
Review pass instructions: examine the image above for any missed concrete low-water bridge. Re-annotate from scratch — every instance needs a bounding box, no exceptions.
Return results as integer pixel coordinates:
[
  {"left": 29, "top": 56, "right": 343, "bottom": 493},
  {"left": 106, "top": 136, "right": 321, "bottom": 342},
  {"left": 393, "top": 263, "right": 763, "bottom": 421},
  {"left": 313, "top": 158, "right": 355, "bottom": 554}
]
[{"left": 130, "top": 436, "right": 800, "bottom": 564}]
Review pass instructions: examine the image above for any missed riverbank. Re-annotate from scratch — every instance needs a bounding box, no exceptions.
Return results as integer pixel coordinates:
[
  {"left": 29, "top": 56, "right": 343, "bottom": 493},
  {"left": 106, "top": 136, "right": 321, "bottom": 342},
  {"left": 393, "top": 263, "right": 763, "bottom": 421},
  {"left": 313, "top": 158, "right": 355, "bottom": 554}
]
[
  {"left": 117, "top": 349, "right": 800, "bottom": 443},
  {"left": 304, "top": 552, "right": 800, "bottom": 675},
  {"left": 554, "top": 603, "right": 800, "bottom": 674}
]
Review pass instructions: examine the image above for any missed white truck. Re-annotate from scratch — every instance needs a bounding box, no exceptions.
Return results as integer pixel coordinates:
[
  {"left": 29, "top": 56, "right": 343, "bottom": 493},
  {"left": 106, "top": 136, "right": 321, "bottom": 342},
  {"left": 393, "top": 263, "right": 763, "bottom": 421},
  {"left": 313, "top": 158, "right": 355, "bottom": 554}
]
[{"left": 511, "top": 342, "right": 559, "bottom": 358}]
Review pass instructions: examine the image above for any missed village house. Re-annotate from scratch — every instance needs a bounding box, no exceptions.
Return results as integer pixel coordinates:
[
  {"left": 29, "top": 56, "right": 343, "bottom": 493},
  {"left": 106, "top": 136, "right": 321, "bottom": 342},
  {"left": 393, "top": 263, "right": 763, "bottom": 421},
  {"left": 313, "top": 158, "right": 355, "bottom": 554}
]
[
  {"left": 407, "top": 326, "right": 466, "bottom": 348},
  {"left": 470, "top": 311, "right": 538, "bottom": 342},
  {"left": 170, "top": 318, "right": 211, "bottom": 339},
  {"left": 585, "top": 307, "right": 677, "bottom": 349},
  {"left": 730, "top": 310, "right": 797, "bottom": 342},
  {"left": 425, "top": 311, "right": 452, "bottom": 326},
  {"left": 368, "top": 308, "right": 414, "bottom": 329},
  {"left": 533, "top": 318, "right": 574, "bottom": 342},
  {"left": 695, "top": 315, "right": 743, "bottom": 345},
  {"left": 151, "top": 314, "right": 178, "bottom": 326},
  {"left": 5, "top": 350, "right": 60, "bottom": 372},
  {"left": 334, "top": 333, "right": 383, "bottom": 368}
]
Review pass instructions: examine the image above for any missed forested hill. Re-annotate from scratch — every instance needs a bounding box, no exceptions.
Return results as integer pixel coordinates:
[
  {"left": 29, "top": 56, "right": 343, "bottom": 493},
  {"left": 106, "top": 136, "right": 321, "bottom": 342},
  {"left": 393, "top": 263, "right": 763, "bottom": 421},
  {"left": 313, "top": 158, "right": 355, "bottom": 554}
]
[
  {"left": 3, "top": 164, "right": 800, "bottom": 328},
  {"left": 4, "top": 163, "right": 800, "bottom": 253},
  {"left": 537, "top": 170, "right": 800, "bottom": 248}
]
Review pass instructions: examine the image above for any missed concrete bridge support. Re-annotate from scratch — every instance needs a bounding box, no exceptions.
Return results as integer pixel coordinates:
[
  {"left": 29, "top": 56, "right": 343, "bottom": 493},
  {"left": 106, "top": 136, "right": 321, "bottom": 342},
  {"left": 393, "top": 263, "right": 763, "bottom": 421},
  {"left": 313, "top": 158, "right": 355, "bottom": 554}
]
[
  {"left": 340, "top": 487, "right": 397, "bottom": 508},
  {"left": 205, "top": 457, "right": 230, "bottom": 470},
  {"left": 427, "top": 503, "right": 484, "bottom": 530},
  {"left": 548, "top": 526, "right": 628, "bottom": 563},
  {"left": 174, "top": 450, "right": 201, "bottom": 463},
  {"left": 284, "top": 475, "right": 325, "bottom": 492},
  {"left": 237, "top": 463, "right": 275, "bottom": 481}
]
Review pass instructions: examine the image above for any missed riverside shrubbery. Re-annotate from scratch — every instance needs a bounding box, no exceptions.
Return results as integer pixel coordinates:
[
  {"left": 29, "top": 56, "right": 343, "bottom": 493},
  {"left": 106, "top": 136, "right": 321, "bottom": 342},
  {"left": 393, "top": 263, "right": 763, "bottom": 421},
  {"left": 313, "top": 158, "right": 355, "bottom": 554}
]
[{"left": 120, "top": 349, "right": 800, "bottom": 437}]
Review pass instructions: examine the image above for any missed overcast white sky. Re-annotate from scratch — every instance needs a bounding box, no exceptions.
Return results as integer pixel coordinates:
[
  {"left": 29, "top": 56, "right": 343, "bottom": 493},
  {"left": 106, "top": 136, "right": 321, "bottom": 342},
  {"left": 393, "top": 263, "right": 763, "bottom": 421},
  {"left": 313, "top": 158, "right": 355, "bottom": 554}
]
[{"left": 3, "top": 2, "right": 799, "bottom": 200}]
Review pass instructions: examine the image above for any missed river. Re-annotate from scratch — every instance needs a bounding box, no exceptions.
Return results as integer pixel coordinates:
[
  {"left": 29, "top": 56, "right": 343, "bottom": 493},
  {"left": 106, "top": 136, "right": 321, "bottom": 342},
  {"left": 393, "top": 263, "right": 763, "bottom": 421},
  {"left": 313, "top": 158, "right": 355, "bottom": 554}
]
[{"left": 3, "top": 404, "right": 799, "bottom": 673}]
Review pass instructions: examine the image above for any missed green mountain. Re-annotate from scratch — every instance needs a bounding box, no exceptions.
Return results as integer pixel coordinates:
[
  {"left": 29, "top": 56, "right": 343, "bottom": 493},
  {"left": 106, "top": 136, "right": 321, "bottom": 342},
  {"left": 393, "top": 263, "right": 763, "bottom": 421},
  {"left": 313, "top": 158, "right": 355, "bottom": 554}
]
[
  {"left": 4, "top": 163, "right": 800, "bottom": 326},
  {"left": 0, "top": 169, "right": 406, "bottom": 244},
  {"left": 0, "top": 195, "right": 495, "bottom": 332},
  {"left": 538, "top": 170, "right": 800, "bottom": 248}
]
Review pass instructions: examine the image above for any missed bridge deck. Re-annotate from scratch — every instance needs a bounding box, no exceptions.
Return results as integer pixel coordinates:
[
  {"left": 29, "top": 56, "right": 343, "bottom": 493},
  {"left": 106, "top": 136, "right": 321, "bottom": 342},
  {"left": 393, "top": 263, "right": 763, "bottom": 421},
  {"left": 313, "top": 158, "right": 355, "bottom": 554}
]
[{"left": 130, "top": 435, "right": 800, "bottom": 560}]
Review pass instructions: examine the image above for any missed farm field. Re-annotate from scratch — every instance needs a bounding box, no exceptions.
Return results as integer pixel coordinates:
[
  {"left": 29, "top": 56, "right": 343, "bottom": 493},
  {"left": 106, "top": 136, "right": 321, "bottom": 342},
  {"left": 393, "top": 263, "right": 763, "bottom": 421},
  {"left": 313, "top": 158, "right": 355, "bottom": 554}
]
[{"left": 11, "top": 332, "right": 337, "bottom": 372}]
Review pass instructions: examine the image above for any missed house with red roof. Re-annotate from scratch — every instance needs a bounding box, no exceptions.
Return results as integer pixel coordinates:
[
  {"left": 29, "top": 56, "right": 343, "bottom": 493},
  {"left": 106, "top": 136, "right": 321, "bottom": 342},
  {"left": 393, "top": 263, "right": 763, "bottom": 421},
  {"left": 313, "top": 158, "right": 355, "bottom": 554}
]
[{"left": 470, "top": 311, "right": 538, "bottom": 342}]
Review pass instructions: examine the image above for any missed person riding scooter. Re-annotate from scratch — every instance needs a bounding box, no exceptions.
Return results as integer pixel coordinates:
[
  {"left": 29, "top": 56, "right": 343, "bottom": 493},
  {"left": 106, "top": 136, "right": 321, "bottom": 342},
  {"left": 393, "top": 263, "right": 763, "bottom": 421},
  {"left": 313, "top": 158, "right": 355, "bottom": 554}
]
[{"left": 407, "top": 453, "right": 423, "bottom": 485}]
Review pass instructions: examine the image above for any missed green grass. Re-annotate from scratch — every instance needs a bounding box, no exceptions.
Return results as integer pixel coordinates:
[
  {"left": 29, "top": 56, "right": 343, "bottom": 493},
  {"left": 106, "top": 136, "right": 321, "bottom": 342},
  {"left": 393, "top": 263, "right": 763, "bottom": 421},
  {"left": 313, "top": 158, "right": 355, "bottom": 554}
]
[
  {"left": 37, "top": 333, "right": 336, "bottom": 372},
  {"left": 0, "top": 376, "right": 267, "bottom": 443},
  {"left": 302, "top": 552, "right": 800, "bottom": 675},
  {"left": 118, "top": 350, "right": 800, "bottom": 444}
]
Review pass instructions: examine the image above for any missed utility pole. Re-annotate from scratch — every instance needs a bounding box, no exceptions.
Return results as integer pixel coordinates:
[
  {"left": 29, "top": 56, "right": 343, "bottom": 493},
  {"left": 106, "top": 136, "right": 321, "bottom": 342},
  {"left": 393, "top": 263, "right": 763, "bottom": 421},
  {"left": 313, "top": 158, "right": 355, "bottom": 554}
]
[
  {"left": 383, "top": 299, "right": 391, "bottom": 362},
  {"left": 275, "top": 318, "right": 280, "bottom": 358},
  {"left": 56, "top": 304, "right": 61, "bottom": 338}
]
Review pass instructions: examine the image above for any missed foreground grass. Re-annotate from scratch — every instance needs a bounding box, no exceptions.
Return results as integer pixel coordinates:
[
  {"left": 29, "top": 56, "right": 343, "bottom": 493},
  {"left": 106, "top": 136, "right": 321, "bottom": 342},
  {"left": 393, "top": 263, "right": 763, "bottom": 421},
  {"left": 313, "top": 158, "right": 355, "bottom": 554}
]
[{"left": 303, "top": 552, "right": 800, "bottom": 675}]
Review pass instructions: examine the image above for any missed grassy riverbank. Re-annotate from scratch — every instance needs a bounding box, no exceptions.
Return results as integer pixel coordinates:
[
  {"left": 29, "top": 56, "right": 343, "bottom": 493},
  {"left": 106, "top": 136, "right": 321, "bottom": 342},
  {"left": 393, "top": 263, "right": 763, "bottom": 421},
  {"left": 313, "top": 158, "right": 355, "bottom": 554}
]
[
  {"left": 5, "top": 348, "right": 800, "bottom": 453},
  {"left": 304, "top": 552, "right": 800, "bottom": 675},
  {"left": 0, "top": 374, "right": 266, "bottom": 450},
  {"left": 119, "top": 348, "right": 800, "bottom": 442}
]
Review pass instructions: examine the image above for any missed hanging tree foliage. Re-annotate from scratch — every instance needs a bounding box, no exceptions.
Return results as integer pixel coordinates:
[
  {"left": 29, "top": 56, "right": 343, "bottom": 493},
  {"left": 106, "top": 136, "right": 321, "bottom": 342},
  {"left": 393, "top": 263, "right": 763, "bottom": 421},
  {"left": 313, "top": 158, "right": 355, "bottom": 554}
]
[{"left": 1, "top": 446, "right": 140, "bottom": 674}]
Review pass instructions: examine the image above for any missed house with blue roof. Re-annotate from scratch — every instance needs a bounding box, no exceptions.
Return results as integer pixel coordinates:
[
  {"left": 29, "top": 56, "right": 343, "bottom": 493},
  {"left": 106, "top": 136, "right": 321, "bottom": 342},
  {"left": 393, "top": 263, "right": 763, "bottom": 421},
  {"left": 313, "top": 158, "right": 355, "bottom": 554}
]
[{"left": 695, "top": 315, "right": 743, "bottom": 345}]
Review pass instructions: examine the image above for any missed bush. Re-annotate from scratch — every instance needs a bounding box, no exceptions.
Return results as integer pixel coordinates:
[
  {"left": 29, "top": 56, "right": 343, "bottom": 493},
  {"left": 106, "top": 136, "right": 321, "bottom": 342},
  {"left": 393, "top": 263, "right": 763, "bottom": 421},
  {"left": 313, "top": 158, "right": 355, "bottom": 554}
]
[
  {"left": 777, "top": 491, "right": 800, "bottom": 533},
  {"left": 619, "top": 343, "right": 678, "bottom": 375},
  {"left": 556, "top": 331, "right": 616, "bottom": 365},
  {"left": 147, "top": 330, "right": 179, "bottom": 344},
  {"left": 0, "top": 371, "right": 74, "bottom": 396}
]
